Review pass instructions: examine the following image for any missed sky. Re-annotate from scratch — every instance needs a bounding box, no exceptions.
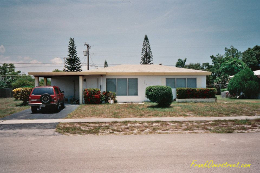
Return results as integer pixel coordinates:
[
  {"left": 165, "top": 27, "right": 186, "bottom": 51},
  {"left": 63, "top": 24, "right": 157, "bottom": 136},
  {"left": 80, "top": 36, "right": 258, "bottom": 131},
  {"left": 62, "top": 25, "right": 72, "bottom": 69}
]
[{"left": 0, "top": 0, "right": 260, "bottom": 74}]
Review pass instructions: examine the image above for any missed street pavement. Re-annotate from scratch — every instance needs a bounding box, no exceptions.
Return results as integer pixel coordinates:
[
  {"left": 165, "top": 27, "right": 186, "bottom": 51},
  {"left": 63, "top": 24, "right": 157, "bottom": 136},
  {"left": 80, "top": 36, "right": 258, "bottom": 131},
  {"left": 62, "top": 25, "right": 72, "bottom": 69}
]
[
  {"left": 1, "top": 106, "right": 260, "bottom": 172},
  {"left": 0, "top": 131, "right": 259, "bottom": 173}
]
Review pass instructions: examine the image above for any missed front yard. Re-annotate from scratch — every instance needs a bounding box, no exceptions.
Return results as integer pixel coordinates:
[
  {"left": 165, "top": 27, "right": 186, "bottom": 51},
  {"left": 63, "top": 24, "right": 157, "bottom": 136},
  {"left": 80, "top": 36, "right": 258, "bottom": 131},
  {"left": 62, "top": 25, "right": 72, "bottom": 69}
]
[
  {"left": 67, "top": 96, "right": 260, "bottom": 118},
  {"left": 0, "top": 98, "right": 30, "bottom": 118}
]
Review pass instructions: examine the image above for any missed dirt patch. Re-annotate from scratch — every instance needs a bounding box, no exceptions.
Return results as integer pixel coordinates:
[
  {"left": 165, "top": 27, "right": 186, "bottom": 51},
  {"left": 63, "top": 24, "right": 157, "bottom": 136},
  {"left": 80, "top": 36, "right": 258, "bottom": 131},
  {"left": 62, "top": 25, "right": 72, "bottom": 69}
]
[{"left": 56, "top": 119, "right": 260, "bottom": 135}]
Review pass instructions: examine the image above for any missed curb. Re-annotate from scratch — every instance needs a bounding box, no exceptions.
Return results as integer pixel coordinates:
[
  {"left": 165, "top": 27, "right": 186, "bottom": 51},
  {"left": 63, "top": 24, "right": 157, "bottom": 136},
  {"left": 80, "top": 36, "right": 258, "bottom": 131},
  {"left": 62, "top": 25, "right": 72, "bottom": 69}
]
[{"left": 1, "top": 116, "right": 260, "bottom": 125}]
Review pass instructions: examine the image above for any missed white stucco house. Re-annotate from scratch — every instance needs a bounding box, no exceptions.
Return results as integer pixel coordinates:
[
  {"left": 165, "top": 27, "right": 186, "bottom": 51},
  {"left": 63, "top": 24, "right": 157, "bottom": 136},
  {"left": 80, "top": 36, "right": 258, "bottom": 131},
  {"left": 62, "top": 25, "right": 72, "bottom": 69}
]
[{"left": 28, "top": 64, "right": 211, "bottom": 104}]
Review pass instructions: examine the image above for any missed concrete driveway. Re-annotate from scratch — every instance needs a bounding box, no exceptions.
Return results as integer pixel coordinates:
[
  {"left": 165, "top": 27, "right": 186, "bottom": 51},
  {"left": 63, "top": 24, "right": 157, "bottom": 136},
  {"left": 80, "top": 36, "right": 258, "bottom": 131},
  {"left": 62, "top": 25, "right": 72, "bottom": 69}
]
[{"left": 0, "top": 104, "right": 79, "bottom": 130}]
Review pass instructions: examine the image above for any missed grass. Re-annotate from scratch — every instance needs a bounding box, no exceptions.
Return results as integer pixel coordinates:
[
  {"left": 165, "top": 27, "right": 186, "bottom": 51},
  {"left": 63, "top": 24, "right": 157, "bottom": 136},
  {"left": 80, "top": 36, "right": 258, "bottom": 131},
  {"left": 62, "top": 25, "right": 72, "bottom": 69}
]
[
  {"left": 56, "top": 119, "right": 260, "bottom": 135},
  {"left": 0, "top": 98, "right": 30, "bottom": 118},
  {"left": 67, "top": 96, "right": 260, "bottom": 118}
]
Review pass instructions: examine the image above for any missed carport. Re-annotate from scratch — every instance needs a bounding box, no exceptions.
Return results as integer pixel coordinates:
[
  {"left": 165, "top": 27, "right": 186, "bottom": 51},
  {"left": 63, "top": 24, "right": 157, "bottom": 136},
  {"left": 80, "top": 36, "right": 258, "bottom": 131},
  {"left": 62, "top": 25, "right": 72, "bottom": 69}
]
[{"left": 28, "top": 71, "right": 105, "bottom": 104}]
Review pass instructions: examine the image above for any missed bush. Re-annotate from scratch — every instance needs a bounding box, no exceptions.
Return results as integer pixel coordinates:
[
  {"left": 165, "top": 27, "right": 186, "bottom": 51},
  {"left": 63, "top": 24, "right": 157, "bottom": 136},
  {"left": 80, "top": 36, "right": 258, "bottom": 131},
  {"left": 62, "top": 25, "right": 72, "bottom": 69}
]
[
  {"left": 228, "top": 68, "right": 260, "bottom": 98},
  {"left": 12, "top": 87, "right": 32, "bottom": 105},
  {"left": 177, "top": 88, "right": 217, "bottom": 99},
  {"left": 84, "top": 88, "right": 101, "bottom": 104},
  {"left": 101, "top": 91, "right": 117, "bottom": 103},
  {"left": 13, "top": 88, "right": 23, "bottom": 100},
  {"left": 84, "top": 89, "right": 117, "bottom": 104},
  {"left": 145, "top": 86, "right": 173, "bottom": 107}
]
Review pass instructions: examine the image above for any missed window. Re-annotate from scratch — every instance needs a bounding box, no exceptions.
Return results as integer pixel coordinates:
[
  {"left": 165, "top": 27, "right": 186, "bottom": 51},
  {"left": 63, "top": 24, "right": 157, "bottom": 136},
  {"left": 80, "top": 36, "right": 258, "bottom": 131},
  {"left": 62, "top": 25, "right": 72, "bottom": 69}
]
[
  {"left": 32, "top": 88, "right": 54, "bottom": 95},
  {"left": 106, "top": 78, "right": 138, "bottom": 96},
  {"left": 128, "top": 78, "right": 138, "bottom": 96},
  {"left": 117, "top": 78, "right": 127, "bottom": 96},
  {"left": 166, "top": 78, "right": 175, "bottom": 88},
  {"left": 176, "top": 78, "right": 186, "bottom": 88},
  {"left": 187, "top": 78, "right": 197, "bottom": 88},
  {"left": 106, "top": 78, "right": 116, "bottom": 93},
  {"left": 166, "top": 78, "right": 197, "bottom": 88}
]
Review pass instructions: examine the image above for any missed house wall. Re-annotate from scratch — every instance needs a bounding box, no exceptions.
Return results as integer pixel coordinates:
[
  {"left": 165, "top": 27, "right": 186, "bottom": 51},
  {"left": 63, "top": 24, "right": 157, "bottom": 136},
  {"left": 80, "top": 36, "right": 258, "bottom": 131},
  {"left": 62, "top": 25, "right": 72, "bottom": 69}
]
[
  {"left": 51, "top": 75, "right": 207, "bottom": 103},
  {"left": 101, "top": 75, "right": 207, "bottom": 103},
  {"left": 51, "top": 76, "right": 79, "bottom": 99}
]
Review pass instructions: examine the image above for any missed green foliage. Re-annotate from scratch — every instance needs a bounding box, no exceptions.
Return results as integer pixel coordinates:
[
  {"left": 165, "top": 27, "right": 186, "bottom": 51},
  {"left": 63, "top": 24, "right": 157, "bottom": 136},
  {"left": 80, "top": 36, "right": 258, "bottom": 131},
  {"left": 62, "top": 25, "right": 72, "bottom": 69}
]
[
  {"left": 84, "top": 88, "right": 101, "bottom": 104},
  {"left": 176, "top": 88, "right": 216, "bottom": 99},
  {"left": 224, "top": 46, "right": 242, "bottom": 59},
  {"left": 175, "top": 58, "right": 186, "bottom": 68},
  {"left": 84, "top": 89, "right": 117, "bottom": 104},
  {"left": 145, "top": 86, "right": 173, "bottom": 107},
  {"left": 104, "top": 60, "right": 108, "bottom": 68},
  {"left": 52, "top": 69, "right": 63, "bottom": 72},
  {"left": 102, "top": 91, "right": 116, "bottom": 103},
  {"left": 242, "top": 48, "right": 258, "bottom": 67},
  {"left": 140, "top": 35, "right": 153, "bottom": 64},
  {"left": 12, "top": 87, "right": 32, "bottom": 105},
  {"left": 228, "top": 68, "right": 260, "bottom": 98},
  {"left": 39, "top": 78, "right": 51, "bottom": 86},
  {"left": 0, "top": 63, "right": 21, "bottom": 88},
  {"left": 64, "top": 37, "right": 82, "bottom": 72},
  {"left": 252, "top": 45, "right": 260, "bottom": 65},
  {"left": 11, "top": 75, "right": 34, "bottom": 89}
]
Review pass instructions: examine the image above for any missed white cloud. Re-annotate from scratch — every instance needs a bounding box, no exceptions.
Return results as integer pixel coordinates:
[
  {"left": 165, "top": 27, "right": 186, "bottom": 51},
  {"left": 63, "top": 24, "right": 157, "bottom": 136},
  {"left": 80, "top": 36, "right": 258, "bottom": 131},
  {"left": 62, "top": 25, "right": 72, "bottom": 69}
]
[
  {"left": 0, "top": 45, "right": 6, "bottom": 53},
  {"left": 30, "top": 60, "right": 42, "bottom": 64},
  {"left": 51, "top": 57, "right": 63, "bottom": 64}
]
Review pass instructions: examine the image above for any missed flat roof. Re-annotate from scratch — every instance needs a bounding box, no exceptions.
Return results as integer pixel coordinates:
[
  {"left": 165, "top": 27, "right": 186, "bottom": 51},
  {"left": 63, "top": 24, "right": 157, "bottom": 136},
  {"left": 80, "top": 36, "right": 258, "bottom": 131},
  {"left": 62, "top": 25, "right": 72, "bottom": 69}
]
[{"left": 28, "top": 64, "right": 211, "bottom": 77}]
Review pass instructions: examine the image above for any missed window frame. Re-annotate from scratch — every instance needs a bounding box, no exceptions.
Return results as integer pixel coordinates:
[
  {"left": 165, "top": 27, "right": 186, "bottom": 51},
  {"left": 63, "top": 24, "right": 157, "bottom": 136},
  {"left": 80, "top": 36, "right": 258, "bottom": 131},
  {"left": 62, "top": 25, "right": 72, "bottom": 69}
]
[
  {"left": 166, "top": 78, "right": 197, "bottom": 89},
  {"left": 106, "top": 78, "right": 138, "bottom": 96}
]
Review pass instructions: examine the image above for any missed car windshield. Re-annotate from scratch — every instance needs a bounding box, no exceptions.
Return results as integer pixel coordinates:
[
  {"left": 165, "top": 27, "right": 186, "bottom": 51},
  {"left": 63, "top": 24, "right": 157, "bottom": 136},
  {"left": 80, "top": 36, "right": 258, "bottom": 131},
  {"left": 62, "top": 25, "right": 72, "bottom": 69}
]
[{"left": 31, "top": 88, "right": 54, "bottom": 95}]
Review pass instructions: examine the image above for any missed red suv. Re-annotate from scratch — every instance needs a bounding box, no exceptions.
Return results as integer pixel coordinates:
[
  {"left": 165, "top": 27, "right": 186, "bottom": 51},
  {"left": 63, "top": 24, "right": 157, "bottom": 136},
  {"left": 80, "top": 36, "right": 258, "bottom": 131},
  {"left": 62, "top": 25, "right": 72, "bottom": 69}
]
[{"left": 29, "top": 86, "right": 65, "bottom": 113}]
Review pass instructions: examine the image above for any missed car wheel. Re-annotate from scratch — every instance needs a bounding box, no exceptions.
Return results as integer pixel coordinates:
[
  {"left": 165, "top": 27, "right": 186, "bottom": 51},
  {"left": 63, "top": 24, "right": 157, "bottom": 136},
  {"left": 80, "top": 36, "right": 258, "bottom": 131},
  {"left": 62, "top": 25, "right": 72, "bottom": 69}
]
[
  {"left": 31, "top": 106, "right": 37, "bottom": 113},
  {"left": 40, "top": 93, "right": 51, "bottom": 104},
  {"left": 55, "top": 102, "right": 60, "bottom": 112}
]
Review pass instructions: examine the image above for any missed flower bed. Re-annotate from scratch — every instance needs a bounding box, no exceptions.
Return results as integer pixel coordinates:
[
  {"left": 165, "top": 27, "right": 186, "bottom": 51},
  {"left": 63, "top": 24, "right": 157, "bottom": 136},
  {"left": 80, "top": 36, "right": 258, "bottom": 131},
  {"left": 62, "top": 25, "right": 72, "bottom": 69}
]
[{"left": 84, "top": 88, "right": 117, "bottom": 104}]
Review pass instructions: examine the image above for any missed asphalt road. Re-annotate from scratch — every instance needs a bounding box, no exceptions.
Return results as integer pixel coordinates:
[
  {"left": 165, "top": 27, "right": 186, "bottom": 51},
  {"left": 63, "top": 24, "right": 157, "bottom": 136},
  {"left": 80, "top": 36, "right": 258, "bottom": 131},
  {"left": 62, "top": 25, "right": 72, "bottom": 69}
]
[
  {"left": 1, "top": 104, "right": 79, "bottom": 120},
  {"left": 0, "top": 131, "right": 259, "bottom": 173}
]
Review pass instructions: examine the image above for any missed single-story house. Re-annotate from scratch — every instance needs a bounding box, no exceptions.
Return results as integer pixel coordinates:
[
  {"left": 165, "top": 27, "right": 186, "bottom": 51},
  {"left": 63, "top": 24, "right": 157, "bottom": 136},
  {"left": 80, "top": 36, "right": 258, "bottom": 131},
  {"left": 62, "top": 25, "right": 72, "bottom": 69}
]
[{"left": 28, "top": 64, "right": 211, "bottom": 104}]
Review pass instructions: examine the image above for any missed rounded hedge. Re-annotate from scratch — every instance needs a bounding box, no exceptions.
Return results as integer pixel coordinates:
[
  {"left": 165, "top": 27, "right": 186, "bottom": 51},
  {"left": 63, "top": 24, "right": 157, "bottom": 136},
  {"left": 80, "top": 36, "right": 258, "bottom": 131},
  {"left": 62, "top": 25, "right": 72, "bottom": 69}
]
[
  {"left": 145, "top": 86, "right": 173, "bottom": 107},
  {"left": 228, "top": 68, "right": 260, "bottom": 98}
]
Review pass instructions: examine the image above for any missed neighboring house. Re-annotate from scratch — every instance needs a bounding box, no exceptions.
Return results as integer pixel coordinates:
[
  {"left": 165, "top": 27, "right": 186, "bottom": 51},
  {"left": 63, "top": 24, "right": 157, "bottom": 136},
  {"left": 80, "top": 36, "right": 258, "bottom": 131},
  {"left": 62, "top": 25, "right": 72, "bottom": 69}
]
[{"left": 28, "top": 64, "right": 211, "bottom": 104}]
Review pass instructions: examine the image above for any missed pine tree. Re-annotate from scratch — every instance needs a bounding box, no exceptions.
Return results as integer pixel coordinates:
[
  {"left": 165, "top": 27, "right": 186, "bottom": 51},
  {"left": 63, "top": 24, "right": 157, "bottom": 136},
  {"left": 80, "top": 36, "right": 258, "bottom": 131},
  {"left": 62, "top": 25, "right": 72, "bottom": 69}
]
[
  {"left": 104, "top": 60, "right": 108, "bottom": 68},
  {"left": 64, "top": 38, "right": 82, "bottom": 72},
  {"left": 140, "top": 35, "right": 153, "bottom": 64}
]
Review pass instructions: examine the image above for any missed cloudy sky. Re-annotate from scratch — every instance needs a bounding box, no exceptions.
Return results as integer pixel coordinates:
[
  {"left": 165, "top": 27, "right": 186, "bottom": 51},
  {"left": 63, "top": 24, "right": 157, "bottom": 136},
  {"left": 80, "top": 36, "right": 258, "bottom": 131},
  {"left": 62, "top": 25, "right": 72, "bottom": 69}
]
[{"left": 0, "top": 0, "right": 260, "bottom": 74}]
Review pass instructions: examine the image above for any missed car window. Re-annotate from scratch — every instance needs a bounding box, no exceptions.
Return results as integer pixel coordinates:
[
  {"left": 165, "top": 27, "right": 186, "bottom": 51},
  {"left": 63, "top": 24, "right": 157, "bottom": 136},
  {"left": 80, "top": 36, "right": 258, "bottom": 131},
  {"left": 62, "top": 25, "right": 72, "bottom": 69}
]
[
  {"left": 54, "top": 88, "right": 59, "bottom": 94},
  {"left": 31, "top": 88, "right": 54, "bottom": 95}
]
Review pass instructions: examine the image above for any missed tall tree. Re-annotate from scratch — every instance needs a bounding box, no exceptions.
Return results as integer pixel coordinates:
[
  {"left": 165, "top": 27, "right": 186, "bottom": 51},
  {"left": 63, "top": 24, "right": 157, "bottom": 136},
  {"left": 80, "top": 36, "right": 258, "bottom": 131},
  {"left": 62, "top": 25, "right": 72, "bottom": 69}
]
[
  {"left": 64, "top": 38, "right": 82, "bottom": 72},
  {"left": 140, "top": 35, "right": 153, "bottom": 64},
  {"left": 104, "top": 60, "right": 108, "bottom": 68},
  {"left": 175, "top": 58, "right": 186, "bottom": 68},
  {"left": 242, "top": 48, "right": 258, "bottom": 69},
  {"left": 224, "top": 46, "right": 241, "bottom": 59},
  {"left": 0, "top": 63, "right": 21, "bottom": 88}
]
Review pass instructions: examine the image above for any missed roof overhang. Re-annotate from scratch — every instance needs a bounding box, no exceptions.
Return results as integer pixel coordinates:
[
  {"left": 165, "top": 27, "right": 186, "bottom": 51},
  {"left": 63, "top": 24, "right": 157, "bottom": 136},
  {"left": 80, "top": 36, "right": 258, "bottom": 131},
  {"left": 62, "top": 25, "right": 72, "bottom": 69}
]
[{"left": 29, "top": 71, "right": 211, "bottom": 77}]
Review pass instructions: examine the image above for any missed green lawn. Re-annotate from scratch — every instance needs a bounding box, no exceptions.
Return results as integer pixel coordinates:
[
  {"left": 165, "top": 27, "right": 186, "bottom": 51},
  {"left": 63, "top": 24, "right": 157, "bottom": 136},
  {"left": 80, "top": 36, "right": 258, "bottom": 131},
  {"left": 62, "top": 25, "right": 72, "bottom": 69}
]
[
  {"left": 0, "top": 98, "right": 30, "bottom": 118},
  {"left": 67, "top": 96, "right": 260, "bottom": 119}
]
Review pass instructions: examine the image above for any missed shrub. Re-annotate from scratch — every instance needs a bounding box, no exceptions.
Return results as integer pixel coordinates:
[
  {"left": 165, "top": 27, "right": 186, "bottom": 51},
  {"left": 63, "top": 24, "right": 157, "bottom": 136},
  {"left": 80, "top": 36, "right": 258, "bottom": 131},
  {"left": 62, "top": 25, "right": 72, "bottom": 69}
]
[
  {"left": 145, "top": 86, "right": 173, "bottom": 107},
  {"left": 84, "top": 88, "right": 101, "bottom": 104},
  {"left": 13, "top": 88, "right": 23, "bottom": 100},
  {"left": 12, "top": 87, "right": 32, "bottom": 105},
  {"left": 84, "top": 89, "right": 117, "bottom": 104},
  {"left": 101, "top": 91, "right": 117, "bottom": 103},
  {"left": 228, "top": 68, "right": 260, "bottom": 98},
  {"left": 176, "top": 88, "right": 216, "bottom": 99}
]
